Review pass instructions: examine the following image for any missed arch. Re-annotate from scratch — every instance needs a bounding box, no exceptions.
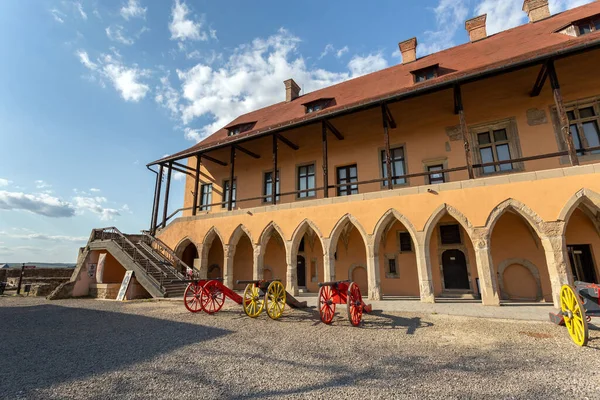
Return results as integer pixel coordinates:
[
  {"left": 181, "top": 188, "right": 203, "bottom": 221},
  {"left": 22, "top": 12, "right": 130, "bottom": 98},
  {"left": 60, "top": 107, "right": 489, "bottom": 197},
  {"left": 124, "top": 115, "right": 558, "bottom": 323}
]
[
  {"left": 372, "top": 209, "right": 419, "bottom": 248},
  {"left": 258, "top": 222, "right": 287, "bottom": 249},
  {"left": 327, "top": 213, "right": 369, "bottom": 254},
  {"left": 290, "top": 219, "right": 325, "bottom": 255},
  {"left": 200, "top": 227, "right": 225, "bottom": 261},
  {"left": 174, "top": 237, "right": 199, "bottom": 273},
  {"left": 258, "top": 221, "right": 288, "bottom": 285},
  {"left": 423, "top": 204, "right": 474, "bottom": 248},
  {"left": 558, "top": 188, "right": 600, "bottom": 233},
  {"left": 497, "top": 258, "right": 543, "bottom": 301},
  {"left": 485, "top": 198, "right": 545, "bottom": 239},
  {"left": 174, "top": 236, "right": 198, "bottom": 259},
  {"left": 228, "top": 224, "right": 254, "bottom": 248},
  {"left": 348, "top": 263, "right": 368, "bottom": 293}
]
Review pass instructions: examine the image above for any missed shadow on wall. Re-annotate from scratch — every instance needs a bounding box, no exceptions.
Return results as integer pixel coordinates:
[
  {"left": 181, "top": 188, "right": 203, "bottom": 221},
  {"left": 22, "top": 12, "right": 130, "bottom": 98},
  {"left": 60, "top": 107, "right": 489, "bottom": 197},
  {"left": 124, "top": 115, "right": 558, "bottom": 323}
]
[{"left": 0, "top": 304, "right": 231, "bottom": 398}]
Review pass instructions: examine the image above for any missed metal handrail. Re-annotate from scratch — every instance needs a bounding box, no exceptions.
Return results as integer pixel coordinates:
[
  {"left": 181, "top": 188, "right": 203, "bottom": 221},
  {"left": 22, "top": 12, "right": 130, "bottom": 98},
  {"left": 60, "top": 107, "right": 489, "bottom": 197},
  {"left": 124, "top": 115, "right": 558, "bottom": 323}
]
[
  {"left": 140, "top": 233, "right": 189, "bottom": 280},
  {"left": 91, "top": 227, "right": 169, "bottom": 291}
]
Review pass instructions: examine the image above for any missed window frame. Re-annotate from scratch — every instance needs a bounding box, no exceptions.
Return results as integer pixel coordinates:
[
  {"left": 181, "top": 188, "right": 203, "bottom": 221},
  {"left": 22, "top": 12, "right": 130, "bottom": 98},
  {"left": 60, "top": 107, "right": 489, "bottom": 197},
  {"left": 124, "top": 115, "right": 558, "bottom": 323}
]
[
  {"left": 262, "top": 169, "right": 280, "bottom": 203},
  {"left": 566, "top": 102, "right": 600, "bottom": 156},
  {"left": 222, "top": 178, "right": 237, "bottom": 209},
  {"left": 199, "top": 183, "right": 213, "bottom": 211},
  {"left": 552, "top": 95, "right": 600, "bottom": 164},
  {"left": 296, "top": 162, "right": 317, "bottom": 199},
  {"left": 576, "top": 17, "right": 600, "bottom": 35},
  {"left": 411, "top": 65, "right": 439, "bottom": 83},
  {"left": 439, "top": 224, "right": 462, "bottom": 245},
  {"left": 227, "top": 122, "right": 255, "bottom": 137},
  {"left": 336, "top": 163, "right": 359, "bottom": 196},
  {"left": 304, "top": 98, "right": 333, "bottom": 114},
  {"left": 384, "top": 254, "right": 399, "bottom": 279},
  {"left": 469, "top": 118, "right": 523, "bottom": 177},
  {"left": 397, "top": 231, "right": 413, "bottom": 253},
  {"left": 379, "top": 145, "right": 408, "bottom": 187}
]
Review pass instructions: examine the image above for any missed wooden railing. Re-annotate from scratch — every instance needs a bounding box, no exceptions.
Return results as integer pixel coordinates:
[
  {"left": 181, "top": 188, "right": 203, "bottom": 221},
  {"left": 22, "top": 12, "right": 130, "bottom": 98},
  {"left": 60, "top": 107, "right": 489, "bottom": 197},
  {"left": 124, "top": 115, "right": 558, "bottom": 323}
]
[{"left": 155, "top": 146, "right": 600, "bottom": 230}]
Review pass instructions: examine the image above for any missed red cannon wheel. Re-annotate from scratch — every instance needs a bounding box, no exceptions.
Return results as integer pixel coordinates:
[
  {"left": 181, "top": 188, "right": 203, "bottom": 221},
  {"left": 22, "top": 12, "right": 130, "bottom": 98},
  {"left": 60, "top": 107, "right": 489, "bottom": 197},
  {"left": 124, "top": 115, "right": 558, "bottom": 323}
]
[
  {"left": 200, "top": 280, "right": 225, "bottom": 314},
  {"left": 319, "top": 285, "right": 336, "bottom": 324},
  {"left": 347, "top": 283, "right": 363, "bottom": 327},
  {"left": 184, "top": 282, "right": 203, "bottom": 313}
]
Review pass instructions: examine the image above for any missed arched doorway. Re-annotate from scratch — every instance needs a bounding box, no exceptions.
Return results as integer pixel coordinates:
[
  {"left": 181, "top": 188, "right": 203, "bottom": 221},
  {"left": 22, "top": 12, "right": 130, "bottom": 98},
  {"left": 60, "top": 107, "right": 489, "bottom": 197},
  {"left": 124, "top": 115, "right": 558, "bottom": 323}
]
[
  {"left": 176, "top": 239, "right": 198, "bottom": 274},
  {"left": 297, "top": 255, "right": 306, "bottom": 287},
  {"left": 261, "top": 227, "right": 287, "bottom": 286},
  {"left": 565, "top": 207, "right": 600, "bottom": 284},
  {"left": 207, "top": 264, "right": 221, "bottom": 279},
  {"left": 331, "top": 217, "right": 368, "bottom": 296},
  {"left": 499, "top": 261, "right": 541, "bottom": 301},
  {"left": 441, "top": 249, "right": 469, "bottom": 289},
  {"left": 350, "top": 265, "right": 368, "bottom": 292},
  {"left": 201, "top": 229, "right": 224, "bottom": 280},
  {"left": 290, "top": 220, "right": 325, "bottom": 293},
  {"left": 231, "top": 227, "right": 254, "bottom": 290}
]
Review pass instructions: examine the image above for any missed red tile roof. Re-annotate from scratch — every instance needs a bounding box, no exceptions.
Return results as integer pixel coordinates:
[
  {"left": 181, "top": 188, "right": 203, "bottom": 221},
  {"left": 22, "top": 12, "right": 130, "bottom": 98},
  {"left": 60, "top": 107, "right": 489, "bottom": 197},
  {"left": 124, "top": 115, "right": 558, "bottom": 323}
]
[{"left": 151, "top": 2, "right": 600, "bottom": 165}]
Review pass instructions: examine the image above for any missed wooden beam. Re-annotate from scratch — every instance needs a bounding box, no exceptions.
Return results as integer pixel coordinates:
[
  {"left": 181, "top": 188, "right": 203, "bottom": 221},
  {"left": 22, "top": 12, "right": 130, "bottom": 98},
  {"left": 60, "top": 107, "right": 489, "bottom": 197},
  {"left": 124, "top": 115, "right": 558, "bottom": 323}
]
[
  {"left": 322, "top": 121, "right": 329, "bottom": 198},
  {"left": 272, "top": 134, "right": 278, "bottom": 205},
  {"left": 234, "top": 144, "right": 261, "bottom": 159},
  {"left": 275, "top": 133, "right": 299, "bottom": 150},
  {"left": 530, "top": 62, "right": 549, "bottom": 97},
  {"left": 228, "top": 146, "right": 236, "bottom": 211},
  {"left": 454, "top": 85, "right": 474, "bottom": 179},
  {"left": 201, "top": 154, "right": 228, "bottom": 166},
  {"left": 324, "top": 120, "right": 344, "bottom": 140},
  {"left": 382, "top": 105, "right": 394, "bottom": 189},
  {"left": 150, "top": 166, "right": 162, "bottom": 234},
  {"left": 169, "top": 165, "right": 194, "bottom": 177},
  {"left": 192, "top": 155, "right": 201, "bottom": 216},
  {"left": 548, "top": 60, "right": 579, "bottom": 166},
  {"left": 172, "top": 161, "right": 195, "bottom": 173},
  {"left": 162, "top": 162, "right": 173, "bottom": 228},
  {"left": 382, "top": 103, "right": 397, "bottom": 129}
]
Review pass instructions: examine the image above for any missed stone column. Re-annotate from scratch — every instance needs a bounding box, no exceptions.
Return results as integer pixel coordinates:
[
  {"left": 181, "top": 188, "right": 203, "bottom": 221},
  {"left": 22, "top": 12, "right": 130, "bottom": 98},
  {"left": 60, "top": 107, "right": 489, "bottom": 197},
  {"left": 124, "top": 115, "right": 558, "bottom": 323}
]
[
  {"left": 193, "top": 258, "right": 205, "bottom": 279},
  {"left": 223, "top": 244, "right": 235, "bottom": 289},
  {"left": 285, "top": 241, "right": 298, "bottom": 296},
  {"left": 414, "top": 232, "right": 435, "bottom": 303},
  {"left": 252, "top": 244, "right": 262, "bottom": 281},
  {"left": 322, "top": 238, "right": 335, "bottom": 282},
  {"left": 471, "top": 228, "right": 500, "bottom": 306},
  {"left": 540, "top": 222, "right": 570, "bottom": 307},
  {"left": 366, "top": 235, "right": 382, "bottom": 301}
]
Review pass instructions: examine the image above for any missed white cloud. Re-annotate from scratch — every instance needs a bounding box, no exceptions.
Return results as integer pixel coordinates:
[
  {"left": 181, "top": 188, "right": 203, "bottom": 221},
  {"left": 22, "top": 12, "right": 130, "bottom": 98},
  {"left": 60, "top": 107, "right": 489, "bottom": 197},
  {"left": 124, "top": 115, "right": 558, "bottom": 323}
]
[
  {"left": 169, "top": 0, "right": 208, "bottom": 41},
  {"left": 72, "top": 196, "right": 121, "bottom": 220},
  {"left": 155, "top": 74, "right": 180, "bottom": 117},
  {"left": 74, "top": 1, "right": 87, "bottom": 20},
  {"left": 336, "top": 46, "right": 349, "bottom": 58},
  {"left": 50, "top": 9, "right": 66, "bottom": 23},
  {"left": 90, "top": 188, "right": 101, "bottom": 193},
  {"left": 0, "top": 232, "right": 88, "bottom": 242},
  {"left": 348, "top": 52, "right": 388, "bottom": 77},
  {"left": 106, "top": 25, "right": 135, "bottom": 45},
  {"left": 0, "top": 191, "right": 76, "bottom": 218},
  {"left": 419, "top": 0, "right": 468, "bottom": 56},
  {"left": 0, "top": 179, "right": 10, "bottom": 187},
  {"left": 77, "top": 50, "right": 151, "bottom": 102},
  {"left": 183, "top": 127, "right": 204, "bottom": 142},
  {"left": 319, "top": 44, "right": 349, "bottom": 59},
  {"left": 120, "top": 0, "right": 146, "bottom": 20},
  {"left": 35, "top": 180, "right": 51, "bottom": 189}
]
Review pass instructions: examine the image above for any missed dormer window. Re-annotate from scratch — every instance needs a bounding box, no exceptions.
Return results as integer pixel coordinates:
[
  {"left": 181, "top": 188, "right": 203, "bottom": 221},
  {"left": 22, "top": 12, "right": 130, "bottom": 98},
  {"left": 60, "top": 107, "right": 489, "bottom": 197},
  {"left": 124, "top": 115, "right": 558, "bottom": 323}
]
[
  {"left": 303, "top": 98, "right": 334, "bottom": 114},
  {"left": 227, "top": 122, "right": 256, "bottom": 136},
  {"left": 556, "top": 14, "right": 600, "bottom": 37},
  {"left": 411, "top": 64, "right": 439, "bottom": 83}
]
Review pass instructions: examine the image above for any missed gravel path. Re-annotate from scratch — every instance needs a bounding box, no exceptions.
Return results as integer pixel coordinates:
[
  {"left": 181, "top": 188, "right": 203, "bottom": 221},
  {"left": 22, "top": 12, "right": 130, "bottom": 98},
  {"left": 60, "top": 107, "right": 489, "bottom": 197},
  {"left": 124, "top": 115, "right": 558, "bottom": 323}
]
[{"left": 1, "top": 297, "right": 599, "bottom": 399}]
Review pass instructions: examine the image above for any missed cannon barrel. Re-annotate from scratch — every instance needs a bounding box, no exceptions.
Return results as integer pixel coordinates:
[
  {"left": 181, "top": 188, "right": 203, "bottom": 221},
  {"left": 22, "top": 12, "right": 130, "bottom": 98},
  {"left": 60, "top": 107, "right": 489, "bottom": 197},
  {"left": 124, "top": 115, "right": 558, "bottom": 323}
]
[
  {"left": 236, "top": 279, "right": 281, "bottom": 285},
  {"left": 318, "top": 280, "right": 350, "bottom": 288}
]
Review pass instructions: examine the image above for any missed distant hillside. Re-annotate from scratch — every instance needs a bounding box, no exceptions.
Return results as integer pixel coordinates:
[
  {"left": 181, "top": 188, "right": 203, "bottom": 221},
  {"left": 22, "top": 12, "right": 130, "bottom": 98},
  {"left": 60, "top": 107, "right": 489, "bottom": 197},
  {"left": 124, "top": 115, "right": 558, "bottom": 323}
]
[{"left": 3, "top": 262, "right": 75, "bottom": 269}]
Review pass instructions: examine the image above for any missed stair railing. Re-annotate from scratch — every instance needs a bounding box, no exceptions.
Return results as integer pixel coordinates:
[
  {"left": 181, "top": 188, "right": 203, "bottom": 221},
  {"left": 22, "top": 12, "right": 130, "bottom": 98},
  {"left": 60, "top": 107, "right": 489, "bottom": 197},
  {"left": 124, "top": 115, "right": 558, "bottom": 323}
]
[
  {"left": 141, "top": 233, "right": 190, "bottom": 281},
  {"left": 91, "top": 227, "right": 168, "bottom": 292}
]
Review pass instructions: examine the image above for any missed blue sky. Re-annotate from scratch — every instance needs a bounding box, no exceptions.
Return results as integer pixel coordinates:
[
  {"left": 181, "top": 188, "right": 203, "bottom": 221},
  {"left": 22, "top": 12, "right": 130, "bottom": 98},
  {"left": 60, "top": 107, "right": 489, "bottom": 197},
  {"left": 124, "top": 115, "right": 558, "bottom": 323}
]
[{"left": 0, "top": 0, "right": 592, "bottom": 263}]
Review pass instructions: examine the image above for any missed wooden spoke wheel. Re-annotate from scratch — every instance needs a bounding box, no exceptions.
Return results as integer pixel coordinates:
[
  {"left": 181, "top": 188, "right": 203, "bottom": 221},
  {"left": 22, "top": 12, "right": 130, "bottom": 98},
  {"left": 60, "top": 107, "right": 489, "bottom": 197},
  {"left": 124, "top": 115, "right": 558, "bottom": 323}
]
[
  {"left": 183, "top": 282, "right": 203, "bottom": 313},
  {"left": 347, "top": 283, "right": 363, "bottom": 327},
  {"left": 243, "top": 283, "right": 265, "bottom": 318},
  {"left": 265, "top": 281, "right": 286, "bottom": 320},
  {"left": 319, "top": 285, "right": 335, "bottom": 324},
  {"left": 560, "top": 284, "right": 589, "bottom": 347},
  {"left": 200, "top": 280, "right": 225, "bottom": 314}
]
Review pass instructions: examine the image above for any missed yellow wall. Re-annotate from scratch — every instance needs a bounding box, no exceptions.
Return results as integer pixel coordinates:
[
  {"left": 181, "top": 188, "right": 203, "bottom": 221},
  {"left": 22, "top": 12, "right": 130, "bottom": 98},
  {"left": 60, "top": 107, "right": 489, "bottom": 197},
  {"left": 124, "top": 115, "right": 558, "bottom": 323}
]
[
  {"left": 263, "top": 235, "right": 287, "bottom": 285},
  {"left": 232, "top": 235, "right": 253, "bottom": 290},
  {"left": 378, "top": 221, "right": 419, "bottom": 296}
]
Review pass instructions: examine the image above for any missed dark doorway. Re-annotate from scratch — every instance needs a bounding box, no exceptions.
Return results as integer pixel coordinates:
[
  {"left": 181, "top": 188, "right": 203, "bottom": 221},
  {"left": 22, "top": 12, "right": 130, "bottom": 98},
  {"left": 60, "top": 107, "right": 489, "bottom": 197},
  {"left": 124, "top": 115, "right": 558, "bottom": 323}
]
[
  {"left": 208, "top": 264, "right": 221, "bottom": 279},
  {"left": 568, "top": 245, "right": 598, "bottom": 283},
  {"left": 297, "top": 255, "right": 306, "bottom": 287},
  {"left": 442, "top": 249, "right": 470, "bottom": 290},
  {"left": 181, "top": 243, "right": 198, "bottom": 273}
]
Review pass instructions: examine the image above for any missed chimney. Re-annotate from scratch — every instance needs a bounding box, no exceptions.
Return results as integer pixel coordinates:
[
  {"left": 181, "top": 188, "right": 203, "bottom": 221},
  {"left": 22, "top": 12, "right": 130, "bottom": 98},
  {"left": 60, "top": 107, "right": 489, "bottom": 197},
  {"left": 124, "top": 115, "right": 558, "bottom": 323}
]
[
  {"left": 284, "top": 79, "right": 301, "bottom": 102},
  {"left": 522, "top": 0, "right": 550, "bottom": 23},
  {"left": 398, "top": 37, "right": 417, "bottom": 64},
  {"left": 465, "top": 14, "right": 487, "bottom": 42}
]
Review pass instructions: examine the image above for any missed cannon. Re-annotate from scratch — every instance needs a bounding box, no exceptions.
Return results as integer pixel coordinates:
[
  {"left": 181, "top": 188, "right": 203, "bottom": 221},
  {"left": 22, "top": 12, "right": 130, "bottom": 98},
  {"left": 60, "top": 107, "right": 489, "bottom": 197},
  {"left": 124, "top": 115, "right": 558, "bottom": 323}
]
[
  {"left": 182, "top": 278, "right": 243, "bottom": 314},
  {"left": 236, "top": 279, "right": 308, "bottom": 320},
  {"left": 549, "top": 282, "right": 599, "bottom": 346},
  {"left": 318, "top": 280, "right": 372, "bottom": 326}
]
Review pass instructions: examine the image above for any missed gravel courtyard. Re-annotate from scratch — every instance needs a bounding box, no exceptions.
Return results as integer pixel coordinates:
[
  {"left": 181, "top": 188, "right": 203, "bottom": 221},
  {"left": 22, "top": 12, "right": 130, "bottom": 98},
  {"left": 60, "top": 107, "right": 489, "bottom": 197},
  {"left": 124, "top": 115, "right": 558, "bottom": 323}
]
[{"left": 1, "top": 297, "right": 599, "bottom": 399}]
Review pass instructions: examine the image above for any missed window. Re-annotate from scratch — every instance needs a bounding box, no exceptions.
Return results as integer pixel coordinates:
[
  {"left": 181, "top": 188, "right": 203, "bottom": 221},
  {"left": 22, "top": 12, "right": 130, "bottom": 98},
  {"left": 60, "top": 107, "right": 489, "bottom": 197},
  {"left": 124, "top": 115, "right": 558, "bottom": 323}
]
[
  {"left": 566, "top": 105, "right": 600, "bottom": 155},
  {"left": 577, "top": 18, "right": 600, "bottom": 35},
  {"left": 199, "top": 184, "right": 212, "bottom": 211},
  {"left": 227, "top": 122, "right": 256, "bottom": 137},
  {"left": 388, "top": 258, "right": 397, "bottom": 275},
  {"left": 381, "top": 147, "right": 406, "bottom": 186},
  {"left": 440, "top": 224, "right": 461, "bottom": 245},
  {"left": 304, "top": 98, "right": 333, "bottom": 114},
  {"left": 297, "top": 164, "right": 316, "bottom": 198},
  {"left": 399, "top": 232, "right": 413, "bottom": 252},
  {"left": 411, "top": 65, "right": 439, "bottom": 83},
  {"left": 222, "top": 179, "right": 236, "bottom": 208},
  {"left": 476, "top": 128, "right": 513, "bottom": 174},
  {"left": 263, "top": 171, "right": 280, "bottom": 203},
  {"left": 337, "top": 164, "right": 358, "bottom": 196},
  {"left": 427, "top": 164, "right": 445, "bottom": 184}
]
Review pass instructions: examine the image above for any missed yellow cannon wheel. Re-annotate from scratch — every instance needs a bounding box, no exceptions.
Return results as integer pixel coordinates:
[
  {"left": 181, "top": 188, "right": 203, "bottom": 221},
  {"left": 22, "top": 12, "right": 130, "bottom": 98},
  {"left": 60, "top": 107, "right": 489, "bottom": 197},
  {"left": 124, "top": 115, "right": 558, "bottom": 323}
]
[
  {"left": 265, "top": 281, "right": 286, "bottom": 320},
  {"left": 560, "top": 284, "right": 589, "bottom": 347},
  {"left": 243, "top": 283, "right": 265, "bottom": 318}
]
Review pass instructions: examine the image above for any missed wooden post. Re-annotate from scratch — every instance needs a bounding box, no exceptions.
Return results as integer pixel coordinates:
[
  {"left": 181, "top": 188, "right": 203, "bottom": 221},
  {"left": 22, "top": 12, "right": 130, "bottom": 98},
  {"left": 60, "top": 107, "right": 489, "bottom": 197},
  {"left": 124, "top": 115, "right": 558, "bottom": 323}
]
[
  {"left": 548, "top": 60, "right": 579, "bottom": 166},
  {"left": 382, "top": 105, "right": 393, "bottom": 189},
  {"left": 322, "top": 121, "right": 329, "bottom": 198},
  {"left": 228, "top": 146, "right": 236, "bottom": 211},
  {"left": 455, "top": 85, "right": 474, "bottom": 179},
  {"left": 151, "top": 165, "right": 163, "bottom": 235},
  {"left": 272, "top": 134, "right": 278, "bottom": 205},
  {"left": 162, "top": 162, "right": 172, "bottom": 228},
  {"left": 192, "top": 155, "right": 201, "bottom": 216}
]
